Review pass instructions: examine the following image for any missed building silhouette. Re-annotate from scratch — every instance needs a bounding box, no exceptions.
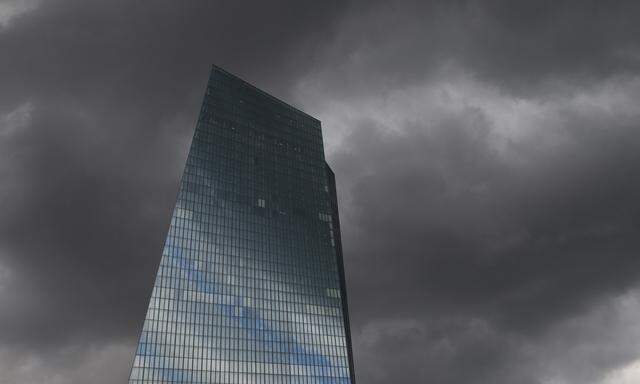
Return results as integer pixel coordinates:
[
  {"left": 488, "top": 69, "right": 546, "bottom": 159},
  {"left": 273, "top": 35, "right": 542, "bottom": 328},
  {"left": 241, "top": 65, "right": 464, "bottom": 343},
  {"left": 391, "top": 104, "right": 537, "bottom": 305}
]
[{"left": 128, "top": 65, "right": 356, "bottom": 384}]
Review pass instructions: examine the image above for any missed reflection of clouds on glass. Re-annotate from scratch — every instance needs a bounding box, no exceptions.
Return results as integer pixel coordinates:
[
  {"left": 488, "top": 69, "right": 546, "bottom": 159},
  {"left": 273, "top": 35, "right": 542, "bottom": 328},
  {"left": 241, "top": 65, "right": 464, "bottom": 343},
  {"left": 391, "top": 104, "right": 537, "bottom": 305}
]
[{"left": 131, "top": 194, "right": 350, "bottom": 382}]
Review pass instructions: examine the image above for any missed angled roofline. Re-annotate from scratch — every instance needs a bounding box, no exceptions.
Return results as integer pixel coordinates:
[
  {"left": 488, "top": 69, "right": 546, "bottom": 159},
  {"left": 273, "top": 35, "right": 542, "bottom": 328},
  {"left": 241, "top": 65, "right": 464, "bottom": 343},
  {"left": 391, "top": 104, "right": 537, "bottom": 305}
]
[{"left": 210, "top": 64, "right": 321, "bottom": 125}]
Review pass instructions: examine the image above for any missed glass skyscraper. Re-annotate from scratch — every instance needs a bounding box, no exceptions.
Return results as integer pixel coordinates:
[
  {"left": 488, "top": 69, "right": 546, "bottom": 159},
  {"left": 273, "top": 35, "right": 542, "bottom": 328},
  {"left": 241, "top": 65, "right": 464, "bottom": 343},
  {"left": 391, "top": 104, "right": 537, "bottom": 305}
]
[{"left": 128, "top": 65, "right": 356, "bottom": 384}]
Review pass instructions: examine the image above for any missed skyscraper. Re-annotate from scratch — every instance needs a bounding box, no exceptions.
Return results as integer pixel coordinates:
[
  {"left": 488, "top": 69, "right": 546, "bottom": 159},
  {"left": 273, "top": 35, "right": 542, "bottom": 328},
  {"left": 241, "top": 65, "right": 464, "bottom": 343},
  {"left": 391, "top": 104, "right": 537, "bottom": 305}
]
[{"left": 128, "top": 65, "right": 356, "bottom": 384}]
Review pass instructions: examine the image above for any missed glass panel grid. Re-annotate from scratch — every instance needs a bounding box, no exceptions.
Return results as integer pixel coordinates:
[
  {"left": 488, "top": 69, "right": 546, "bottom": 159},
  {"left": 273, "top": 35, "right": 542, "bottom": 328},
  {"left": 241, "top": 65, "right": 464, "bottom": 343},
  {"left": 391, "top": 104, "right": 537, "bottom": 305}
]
[{"left": 128, "top": 66, "right": 355, "bottom": 384}]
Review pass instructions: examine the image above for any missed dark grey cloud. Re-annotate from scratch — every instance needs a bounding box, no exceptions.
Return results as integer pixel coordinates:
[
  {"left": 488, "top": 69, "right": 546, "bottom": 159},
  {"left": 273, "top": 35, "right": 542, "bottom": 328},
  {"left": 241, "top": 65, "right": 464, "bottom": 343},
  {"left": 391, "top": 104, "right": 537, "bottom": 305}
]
[
  {"left": 338, "top": 117, "right": 640, "bottom": 323},
  {"left": 2, "top": 1, "right": 640, "bottom": 383},
  {"left": 302, "top": 0, "right": 640, "bottom": 99},
  {"left": 328, "top": 98, "right": 640, "bottom": 383}
]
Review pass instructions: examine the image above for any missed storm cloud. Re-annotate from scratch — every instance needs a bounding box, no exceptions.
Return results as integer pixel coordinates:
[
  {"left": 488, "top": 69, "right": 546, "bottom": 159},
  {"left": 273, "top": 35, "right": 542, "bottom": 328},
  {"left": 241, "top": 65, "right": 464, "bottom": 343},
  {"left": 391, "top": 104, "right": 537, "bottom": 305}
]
[{"left": 1, "top": 1, "right": 640, "bottom": 383}]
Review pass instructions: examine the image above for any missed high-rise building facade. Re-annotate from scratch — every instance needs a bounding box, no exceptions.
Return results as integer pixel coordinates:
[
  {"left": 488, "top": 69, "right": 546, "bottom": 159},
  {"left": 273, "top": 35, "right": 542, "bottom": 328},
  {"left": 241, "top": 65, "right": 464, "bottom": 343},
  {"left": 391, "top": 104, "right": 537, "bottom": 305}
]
[{"left": 128, "top": 66, "right": 356, "bottom": 384}]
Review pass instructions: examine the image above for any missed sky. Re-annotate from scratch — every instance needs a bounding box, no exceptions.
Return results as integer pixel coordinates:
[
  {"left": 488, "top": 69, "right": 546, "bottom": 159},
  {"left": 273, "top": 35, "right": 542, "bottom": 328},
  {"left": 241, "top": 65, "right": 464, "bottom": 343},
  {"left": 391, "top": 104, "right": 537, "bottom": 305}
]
[{"left": 1, "top": 1, "right": 640, "bottom": 383}]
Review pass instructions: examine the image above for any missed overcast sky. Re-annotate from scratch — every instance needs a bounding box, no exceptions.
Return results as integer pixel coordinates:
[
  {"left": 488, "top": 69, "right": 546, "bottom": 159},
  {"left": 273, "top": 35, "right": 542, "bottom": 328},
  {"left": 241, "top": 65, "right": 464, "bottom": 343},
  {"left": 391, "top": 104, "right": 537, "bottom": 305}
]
[{"left": 2, "top": 1, "right": 640, "bottom": 383}]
